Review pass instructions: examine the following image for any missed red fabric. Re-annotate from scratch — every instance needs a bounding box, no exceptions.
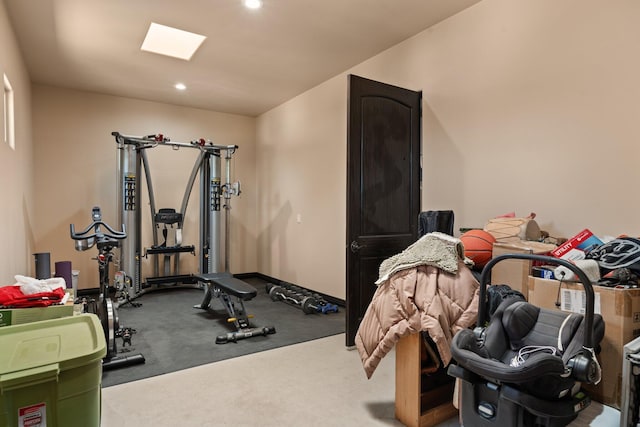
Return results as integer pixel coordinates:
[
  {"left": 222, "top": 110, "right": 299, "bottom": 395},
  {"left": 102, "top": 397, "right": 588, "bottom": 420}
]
[{"left": 0, "top": 286, "right": 65, "bottom": 308}]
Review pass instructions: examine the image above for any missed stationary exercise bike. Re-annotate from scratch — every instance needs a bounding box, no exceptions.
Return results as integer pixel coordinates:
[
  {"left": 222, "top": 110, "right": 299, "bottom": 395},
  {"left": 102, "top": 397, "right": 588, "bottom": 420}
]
[{"left": 70, "top": 206, "right": 145, "bottom": 370}]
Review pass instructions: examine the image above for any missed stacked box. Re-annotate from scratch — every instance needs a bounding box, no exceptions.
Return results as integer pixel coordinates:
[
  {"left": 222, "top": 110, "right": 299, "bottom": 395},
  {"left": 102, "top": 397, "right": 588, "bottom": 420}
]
[
  {"left": 550, "top": 228, "right": 603, "bottom": 260},
  {"left": 490, "top": 241, "right": 556, "bottom": 295},
  {"left": 528, "top": 276, "right": 640, "bottom": 409},
  {"left": 0, "top": 289, "right": 74, "bottom": 327}
]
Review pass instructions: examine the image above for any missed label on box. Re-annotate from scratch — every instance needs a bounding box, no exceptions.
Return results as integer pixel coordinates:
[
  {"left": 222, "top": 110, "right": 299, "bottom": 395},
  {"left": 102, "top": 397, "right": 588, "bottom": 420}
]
[
  {"left": 560, "top": 249, "right": 587, "bottom": 261},
  {"left": 532, "top": 266, "right": 556, "bottom": 280},
  {"left": 0, "top": 310, "right": 10, "bottom": 327},
  {"left": 560, "top": 288, "right": 601, "bottom": 315},
  {"left": 551, "top": 229, "right": 603, "bottom": 260},
  {"left": 18, "top": 402, "right": 46, "bottom": 426},
  {"left": 540, "top": 269, "right": 554, "bottom": 279}
]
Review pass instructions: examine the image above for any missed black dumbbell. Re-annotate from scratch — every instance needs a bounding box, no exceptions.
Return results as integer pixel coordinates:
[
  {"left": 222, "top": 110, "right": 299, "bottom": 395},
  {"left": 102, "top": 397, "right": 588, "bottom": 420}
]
[
  {"left": 268, "top": 284, "right": 285, "bottom": 301},
  {"left": 301, "top": 296, "right": 320, "bottom": 314}
]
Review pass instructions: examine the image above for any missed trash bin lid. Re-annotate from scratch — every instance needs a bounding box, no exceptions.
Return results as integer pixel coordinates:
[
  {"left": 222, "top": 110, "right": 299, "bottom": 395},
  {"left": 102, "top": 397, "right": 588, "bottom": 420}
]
[{"left": 0, "top": 314, "right": 106, "bottom": 376}]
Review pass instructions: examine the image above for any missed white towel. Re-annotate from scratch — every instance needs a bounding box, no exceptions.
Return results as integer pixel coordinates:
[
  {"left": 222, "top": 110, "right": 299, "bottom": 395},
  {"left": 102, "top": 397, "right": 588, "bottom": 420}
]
[
  {"left": 15, "top": 274, "right": 66, "bottom": 295},
  {"left": 375, "top": 232, "right": 464, "bottom": 285}
]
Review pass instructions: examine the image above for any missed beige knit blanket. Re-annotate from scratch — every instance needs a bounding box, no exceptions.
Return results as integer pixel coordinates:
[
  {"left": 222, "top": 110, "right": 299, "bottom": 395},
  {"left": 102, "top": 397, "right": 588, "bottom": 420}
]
[{"left": 375, "top": 232, "right": 465, "bottom": 285}]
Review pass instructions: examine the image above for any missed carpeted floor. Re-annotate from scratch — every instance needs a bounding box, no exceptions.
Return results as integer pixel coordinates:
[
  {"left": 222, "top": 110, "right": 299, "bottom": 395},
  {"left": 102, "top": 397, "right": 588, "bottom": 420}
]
[
  {"left": 102, "top": 277, "right": 345, "bottom": 387},
  {"left": 102, "top": 334, "right": 620, "bottom": 427}
]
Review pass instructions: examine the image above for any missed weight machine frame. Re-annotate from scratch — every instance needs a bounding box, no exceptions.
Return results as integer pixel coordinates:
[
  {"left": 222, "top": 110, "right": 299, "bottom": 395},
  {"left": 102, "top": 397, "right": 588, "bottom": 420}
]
[{"left": 112, "top": 132, "right": 240, "bottom": 301}]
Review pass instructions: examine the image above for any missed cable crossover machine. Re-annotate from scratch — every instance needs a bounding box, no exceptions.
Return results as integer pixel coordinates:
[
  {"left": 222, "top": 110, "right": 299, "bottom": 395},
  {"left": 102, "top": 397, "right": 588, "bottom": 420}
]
[{"left": 112, "top": 132, "right": 275, "bottom": 344}]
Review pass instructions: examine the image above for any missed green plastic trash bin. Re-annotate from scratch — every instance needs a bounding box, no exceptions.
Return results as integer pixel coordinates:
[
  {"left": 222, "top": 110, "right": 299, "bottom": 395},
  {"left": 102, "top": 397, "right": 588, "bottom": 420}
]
[{"left": 0, "top": 313, "right": 106, "bottom": 427}]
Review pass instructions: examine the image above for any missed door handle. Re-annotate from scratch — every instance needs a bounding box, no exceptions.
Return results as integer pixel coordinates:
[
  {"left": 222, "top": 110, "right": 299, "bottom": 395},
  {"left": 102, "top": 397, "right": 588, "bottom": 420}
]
[{"left": 350, "top": 240, "right": 364, "bottom": 253}]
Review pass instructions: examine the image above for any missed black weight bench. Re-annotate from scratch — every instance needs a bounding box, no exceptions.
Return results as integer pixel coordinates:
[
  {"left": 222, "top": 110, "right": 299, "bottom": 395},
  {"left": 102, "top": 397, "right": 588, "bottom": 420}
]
[
  {"left": 197, "top": 272, "right": 257, "bottom": 300},
  {"left": 193, "top": 272, "right": 276, "bottom": 344}
]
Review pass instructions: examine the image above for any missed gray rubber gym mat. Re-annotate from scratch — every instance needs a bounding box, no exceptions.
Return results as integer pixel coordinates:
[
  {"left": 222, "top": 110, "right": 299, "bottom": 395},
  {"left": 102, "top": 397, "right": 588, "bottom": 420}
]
[{"left": 101, "top": 277, "right": 345, "bottom": 387}]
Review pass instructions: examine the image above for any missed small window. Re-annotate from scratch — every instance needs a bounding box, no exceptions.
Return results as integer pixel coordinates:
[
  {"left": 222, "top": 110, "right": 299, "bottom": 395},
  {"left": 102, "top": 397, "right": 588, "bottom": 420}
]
[{"left": 3, "top": 73, "right": 15, "bottom": 150}]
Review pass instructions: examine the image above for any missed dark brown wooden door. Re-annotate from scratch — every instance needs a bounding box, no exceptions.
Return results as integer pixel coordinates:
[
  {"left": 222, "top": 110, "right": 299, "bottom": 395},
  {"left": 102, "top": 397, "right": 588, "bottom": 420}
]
[{"left": 346, "top": 75, "right": 421, "bottom": 347}]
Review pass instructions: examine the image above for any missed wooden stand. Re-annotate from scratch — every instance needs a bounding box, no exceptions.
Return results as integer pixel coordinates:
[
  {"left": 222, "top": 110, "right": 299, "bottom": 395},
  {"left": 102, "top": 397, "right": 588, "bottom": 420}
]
[{"left": 395, "top": 333, "right": 458, "bottom": 427}]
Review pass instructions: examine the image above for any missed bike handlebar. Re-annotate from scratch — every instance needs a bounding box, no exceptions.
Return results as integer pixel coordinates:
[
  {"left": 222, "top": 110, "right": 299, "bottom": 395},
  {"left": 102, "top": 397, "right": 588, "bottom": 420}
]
[{"left": 70, "top": 207, "right": 126, "bottom": 251}]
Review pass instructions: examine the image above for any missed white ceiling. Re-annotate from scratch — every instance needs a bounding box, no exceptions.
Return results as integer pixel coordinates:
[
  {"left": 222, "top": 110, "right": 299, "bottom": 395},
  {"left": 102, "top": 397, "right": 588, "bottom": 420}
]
[{"left": 4, "top": 0, "right": 480, "bottom": 117}]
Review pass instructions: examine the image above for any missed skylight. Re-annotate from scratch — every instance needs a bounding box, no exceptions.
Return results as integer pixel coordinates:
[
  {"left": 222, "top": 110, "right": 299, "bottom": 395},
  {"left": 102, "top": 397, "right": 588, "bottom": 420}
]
[
  {"left": 141, "top": 23, "right": 206, "bottom": 61},
  {"left": 244, "top": 0, "right": 263, "bottom": 9}
]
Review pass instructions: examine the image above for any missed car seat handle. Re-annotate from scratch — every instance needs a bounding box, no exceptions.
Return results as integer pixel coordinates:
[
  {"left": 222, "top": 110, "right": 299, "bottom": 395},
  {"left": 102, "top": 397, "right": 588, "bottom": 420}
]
[{"left": 478, "top": 254, "right": 596, "bottom": 350}]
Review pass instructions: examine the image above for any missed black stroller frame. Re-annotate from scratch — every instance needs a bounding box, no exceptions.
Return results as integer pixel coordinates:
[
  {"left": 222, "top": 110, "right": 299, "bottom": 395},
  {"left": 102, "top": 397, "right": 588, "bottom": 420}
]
[{"left": 448, "top": 254, "right": 604, "bottom": 427}]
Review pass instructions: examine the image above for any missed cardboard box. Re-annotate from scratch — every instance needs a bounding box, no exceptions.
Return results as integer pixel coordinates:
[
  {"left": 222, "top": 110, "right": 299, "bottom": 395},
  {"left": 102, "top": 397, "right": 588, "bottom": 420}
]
[
  {"left": 550, "top": 228, "right": 603, "bottom": 261},
  {"left": 527, "top": 276, "right": 640, "bottom": 409},
  {"left": 490, "top": 241, "right": 556, "bottom": 295},
  {"left": 0, "top": 290, "right": 75, "bottom": 327}
]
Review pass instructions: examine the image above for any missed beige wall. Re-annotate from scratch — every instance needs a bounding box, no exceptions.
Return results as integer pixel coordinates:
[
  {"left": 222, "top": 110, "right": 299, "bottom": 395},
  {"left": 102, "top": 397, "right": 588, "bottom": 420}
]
[
  {"left": 0, "top": 1, "right": 33, "bottom": 284},
  {"left": 257, "top": 0, "right": 640, "bottom": 299},
  {"left": 6, "top": 0, "right": 640, "bottom": 300},
  {"left": 257, "top": 77, "right": 347, "bottom": 295},
  {"left": 32, "top": 85, "right": 257, "bottom": 289}
]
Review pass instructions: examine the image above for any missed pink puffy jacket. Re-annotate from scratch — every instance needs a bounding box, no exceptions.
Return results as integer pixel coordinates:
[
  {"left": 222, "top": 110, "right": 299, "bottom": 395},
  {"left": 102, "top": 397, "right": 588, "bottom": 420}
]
[{"left": 355, "top": 262, "right": 479, "bottom": 378}]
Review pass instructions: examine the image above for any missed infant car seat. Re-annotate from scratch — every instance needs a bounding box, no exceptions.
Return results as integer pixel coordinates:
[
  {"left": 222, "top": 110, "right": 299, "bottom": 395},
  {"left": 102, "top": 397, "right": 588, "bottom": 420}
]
[{"left": 448, "top": 254, "right": 605, "bottom": 427}]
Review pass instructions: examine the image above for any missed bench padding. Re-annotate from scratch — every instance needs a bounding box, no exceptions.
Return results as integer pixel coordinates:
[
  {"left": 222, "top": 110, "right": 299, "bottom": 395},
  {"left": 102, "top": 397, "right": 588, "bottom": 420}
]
[{"left": 194, "top": 273, "right": 257, "bottom": 300}]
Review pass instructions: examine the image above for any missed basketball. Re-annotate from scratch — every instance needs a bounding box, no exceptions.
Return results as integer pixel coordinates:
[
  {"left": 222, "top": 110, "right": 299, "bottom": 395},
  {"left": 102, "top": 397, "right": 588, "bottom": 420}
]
[{"left": 460, "top": 229, "right": 496, "bottom": 268}]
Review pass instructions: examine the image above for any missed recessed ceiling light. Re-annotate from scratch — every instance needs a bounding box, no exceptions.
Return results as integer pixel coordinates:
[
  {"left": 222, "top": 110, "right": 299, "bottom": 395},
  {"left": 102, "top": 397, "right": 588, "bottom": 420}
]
[
  {"left": 244, "top": 0, "right": 263, "bottom": 10},
  {"left": 141, "top": 23, "right": 206, "bottom": 61},
  {"left": 175, "top": 83, "right": 187, "bottom": 91}
]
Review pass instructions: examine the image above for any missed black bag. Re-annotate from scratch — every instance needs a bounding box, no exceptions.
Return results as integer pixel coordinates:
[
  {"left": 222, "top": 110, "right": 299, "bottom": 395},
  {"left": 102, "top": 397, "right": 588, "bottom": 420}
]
[{"left": 486, "top": 284, "right": 526, "bottom": 318}]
